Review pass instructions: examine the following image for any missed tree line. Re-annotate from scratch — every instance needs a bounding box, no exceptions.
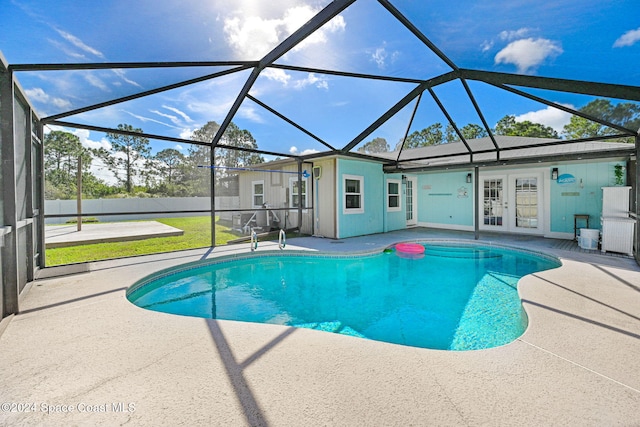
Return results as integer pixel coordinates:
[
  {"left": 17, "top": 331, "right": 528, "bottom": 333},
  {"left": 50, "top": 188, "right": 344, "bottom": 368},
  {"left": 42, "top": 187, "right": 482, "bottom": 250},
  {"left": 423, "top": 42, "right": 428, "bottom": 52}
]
[
  {"left": 357, "top": 99, "right": 640, "bottom": 154},
  {"left": 45, "top": 99, "right": 638, "bottom": 199},
  {"left": 44, "top": 121, "right": 264, "bottom": 200}
]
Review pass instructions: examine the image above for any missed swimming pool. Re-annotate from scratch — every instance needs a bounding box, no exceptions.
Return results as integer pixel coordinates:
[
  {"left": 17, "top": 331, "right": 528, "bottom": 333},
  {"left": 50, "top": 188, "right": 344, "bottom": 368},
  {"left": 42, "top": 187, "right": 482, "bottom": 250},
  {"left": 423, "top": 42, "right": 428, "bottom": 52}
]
[{"left": 127, "top": 242, "right": 560, "bottom": 350}]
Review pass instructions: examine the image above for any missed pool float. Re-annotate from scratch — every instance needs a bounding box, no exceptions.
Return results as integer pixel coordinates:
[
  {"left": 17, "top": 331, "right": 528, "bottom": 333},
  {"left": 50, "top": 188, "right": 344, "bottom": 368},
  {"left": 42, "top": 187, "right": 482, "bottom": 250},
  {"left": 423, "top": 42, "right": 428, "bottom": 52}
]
[{"left": 394, "top": 243, "right": 425, "bottom": 256}]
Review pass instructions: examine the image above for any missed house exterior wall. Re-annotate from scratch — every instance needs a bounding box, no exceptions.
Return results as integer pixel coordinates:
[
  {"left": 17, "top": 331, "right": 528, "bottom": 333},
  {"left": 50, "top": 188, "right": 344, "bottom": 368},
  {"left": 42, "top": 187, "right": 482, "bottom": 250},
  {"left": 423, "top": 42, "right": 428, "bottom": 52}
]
[
  {"left": 548, "top": 158, "right": 627, "bottom": 236},
  {"left": 336, "top": 158, "right": 384, "bottom": 239},
  {"left": 236, "top": 163, "right": 314, "bottom": 234},
  {"left": 384, "top": 172, "right": 406, "bottom": 232},
  {"left": 417, "top": 170, "right": 474, "bottom": 231},
  {"left": 312, "top": 158, "right": 337, "bottom": 238},
  {"left": 238, "top": 155, "right": 630, "bottom": 241}
]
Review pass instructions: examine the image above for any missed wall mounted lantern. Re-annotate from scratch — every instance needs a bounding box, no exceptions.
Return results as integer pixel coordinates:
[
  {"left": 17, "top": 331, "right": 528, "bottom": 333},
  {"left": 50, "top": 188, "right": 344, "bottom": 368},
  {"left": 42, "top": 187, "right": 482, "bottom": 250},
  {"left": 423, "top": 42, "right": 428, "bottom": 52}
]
[
  {"left": 551, "top": 168, "right": 559, "bottom": 180},
  {"left": 466, "top": 173, "right": 472, "bottom": 183}
]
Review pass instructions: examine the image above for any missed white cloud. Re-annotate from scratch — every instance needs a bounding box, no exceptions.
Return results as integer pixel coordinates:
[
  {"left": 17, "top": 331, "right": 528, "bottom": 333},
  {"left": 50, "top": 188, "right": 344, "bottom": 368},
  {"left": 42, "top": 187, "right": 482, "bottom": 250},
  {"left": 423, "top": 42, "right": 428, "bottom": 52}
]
[
  {"left": 495, "top": 38, "right": 563, "bottom": 73},
  {"left": 47, "top": 39, "right": 87, "bottom": 59},
  {"left": 293, "top": 73, "right": 329, "bottom": 90},
  {"left": 499, "top": 28, "right": 532, "bottom": 41},
  {"left": 289, "top": 146, "right": 319, "bottom": 156},
  {"left": 480, "top": 40, "right": 494, "bottom": 52},
  {"left": 370, "top": 44, "right": 400, "bottom": 69},
  {"left": 178, "top": 76, "right": 242, "bottom": 118},
  {"left": 84, "top": 74, "right": 109, "bottom": 91},
  {"left": 224, "top": 15, "right": 280, "bottom": 58},
  {"left": 25, "top": 87, "right": 49, "bottom": 103},
  {"left": 613, "top": 27, "right": 640, "bottom": 47},
  {"left": 175, "top": 144, "right": 184, "bottom": 151},
  {"left": 290, "top": 8, "right": 345, "bottom": 51},
  {"left": 162, "top": 105, "right": 193, "bottom": 123},
  {"left": 69, "top": 128, "right": 112, "bottom": 151},
  {"left": 54, "top": 28, "right": 104, "bottom": 58},
  {"left": 121, "top": 110, "right": 178, "bottom": 128},
  {"left": 262, "top": 68, "right": 292, "bottom": 85},
  {"left": 371, "top": 47, "right": 387, "bottom": 68},
  {"left": 179, "top": 128, "right": 195, "bottom": 140},
  {"left": 150, "top": 109, "right": 183, "bottom": 126},
  {"left": 237, "top": 105, "right": 264, "bottom": 123},
  {"left": 112, "top": 69, "right": 142, "bottom": 88},
  {"left": 483, "top": 28, "right": 533, "bottom": 54},
  {"left": 514, "top": 104, "right": 574, "bottom": 133},
  {"left": 24, "top": 87, "right": 72, "bottom": 109},
  {"left": 89, "top": 157, "right": 118, "bottom": 184},
  {"left": 223, "top": 5, "right": 345, "bottom": 59}
]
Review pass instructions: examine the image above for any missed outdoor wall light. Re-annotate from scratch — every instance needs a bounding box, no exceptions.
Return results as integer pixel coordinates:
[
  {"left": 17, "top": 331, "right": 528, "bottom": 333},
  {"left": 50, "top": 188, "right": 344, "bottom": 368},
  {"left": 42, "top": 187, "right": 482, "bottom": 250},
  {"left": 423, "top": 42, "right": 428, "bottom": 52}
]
[
  {"left": 402, "top": 175, "right": 407, "bottom": 184},
  {"left": 552, "top": 168, "right": 559, "bottom": 180},
  {"left": 466, "top": 173, "right": 472, "bottom": 183}
]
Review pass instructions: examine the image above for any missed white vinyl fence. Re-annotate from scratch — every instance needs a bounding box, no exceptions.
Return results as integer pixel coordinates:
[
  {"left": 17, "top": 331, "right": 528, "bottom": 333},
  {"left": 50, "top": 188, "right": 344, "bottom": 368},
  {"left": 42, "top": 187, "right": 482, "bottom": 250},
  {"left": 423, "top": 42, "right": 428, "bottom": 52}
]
[{"left": 45, "top": 197, "right": 240, "bottom": 224}]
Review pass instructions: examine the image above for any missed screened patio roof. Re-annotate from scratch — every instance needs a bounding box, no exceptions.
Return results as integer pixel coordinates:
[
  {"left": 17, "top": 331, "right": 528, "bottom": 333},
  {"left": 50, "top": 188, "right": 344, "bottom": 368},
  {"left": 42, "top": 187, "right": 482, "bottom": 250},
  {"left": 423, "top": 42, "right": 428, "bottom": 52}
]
[{"left": 4, "top": 0, "right": 639, "bottom": 172}]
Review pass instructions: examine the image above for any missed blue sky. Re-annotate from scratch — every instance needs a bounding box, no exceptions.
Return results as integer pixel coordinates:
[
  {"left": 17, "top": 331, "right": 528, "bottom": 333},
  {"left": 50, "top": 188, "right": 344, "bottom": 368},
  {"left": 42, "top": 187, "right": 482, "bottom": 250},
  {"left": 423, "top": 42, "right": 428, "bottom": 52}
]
[{"left": 1, "top": 0, "right": 639, "bottom": 164}]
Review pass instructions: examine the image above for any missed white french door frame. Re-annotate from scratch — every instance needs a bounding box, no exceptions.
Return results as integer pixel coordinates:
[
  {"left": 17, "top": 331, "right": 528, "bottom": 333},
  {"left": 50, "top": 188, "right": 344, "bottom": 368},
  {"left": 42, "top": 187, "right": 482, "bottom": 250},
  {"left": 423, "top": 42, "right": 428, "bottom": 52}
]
[
  {"left": 479, "top": 169, "right": 546, "bottom": 235},
  {"left": 405, "top": 176, "right": 418, "bottom": 227}
]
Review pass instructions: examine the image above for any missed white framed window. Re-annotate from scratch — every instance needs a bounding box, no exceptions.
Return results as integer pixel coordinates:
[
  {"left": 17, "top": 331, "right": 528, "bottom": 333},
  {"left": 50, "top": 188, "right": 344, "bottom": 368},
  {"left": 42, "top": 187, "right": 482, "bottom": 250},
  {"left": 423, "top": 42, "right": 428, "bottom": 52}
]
[
  {"left": 387, "top": 179, "right": 401, "bottom": 212},
  {"left": 343, "top": 174, "right": 364, "bottom": 214},
  {"left": 252, "top": 180, "right": 264, "bottom": 207},
  {"left": 289, "top": 177, "right": 308, "bottom": 210}
]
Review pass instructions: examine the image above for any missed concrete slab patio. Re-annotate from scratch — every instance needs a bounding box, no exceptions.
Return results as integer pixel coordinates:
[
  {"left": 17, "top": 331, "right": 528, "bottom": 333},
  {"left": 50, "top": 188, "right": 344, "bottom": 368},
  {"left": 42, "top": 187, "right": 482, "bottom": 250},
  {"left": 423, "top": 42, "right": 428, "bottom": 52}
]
[
  {"left": 44, "top": 221, "right": 184, "bottom": 248},
  {"left": 1, "top": 229, "right": 638, "bottom": 426}
]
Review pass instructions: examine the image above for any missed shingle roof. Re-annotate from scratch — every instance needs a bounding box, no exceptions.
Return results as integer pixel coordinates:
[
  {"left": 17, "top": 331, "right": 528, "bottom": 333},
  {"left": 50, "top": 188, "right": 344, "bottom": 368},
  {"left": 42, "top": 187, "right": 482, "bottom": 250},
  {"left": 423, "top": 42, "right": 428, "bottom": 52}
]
[{"left": 371, "top": 135, "right": 635, "bottom": 169}]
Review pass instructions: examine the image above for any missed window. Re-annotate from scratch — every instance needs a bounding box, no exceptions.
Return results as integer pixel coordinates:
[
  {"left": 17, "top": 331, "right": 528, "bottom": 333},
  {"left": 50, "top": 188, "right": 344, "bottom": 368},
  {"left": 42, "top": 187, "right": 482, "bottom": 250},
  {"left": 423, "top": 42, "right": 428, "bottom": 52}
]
[
  {"left": 387, "top": 179, "right": 401, "bottom": 211},
  {"left": 252, "top": 180, "right": 264, "bottom": 207},
  {"left": 343, "top": 175, "right": 364, "bottom": 214},
  {"left": 289, "top": 177, "right": 307, "bottom": 209}
]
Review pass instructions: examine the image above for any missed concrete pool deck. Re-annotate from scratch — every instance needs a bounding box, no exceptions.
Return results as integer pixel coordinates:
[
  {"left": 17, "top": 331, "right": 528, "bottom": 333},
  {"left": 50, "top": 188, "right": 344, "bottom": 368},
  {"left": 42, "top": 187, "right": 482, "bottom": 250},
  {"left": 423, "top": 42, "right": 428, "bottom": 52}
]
[{"left": 1, "top": 229, "right": 639, "bottom": 426}]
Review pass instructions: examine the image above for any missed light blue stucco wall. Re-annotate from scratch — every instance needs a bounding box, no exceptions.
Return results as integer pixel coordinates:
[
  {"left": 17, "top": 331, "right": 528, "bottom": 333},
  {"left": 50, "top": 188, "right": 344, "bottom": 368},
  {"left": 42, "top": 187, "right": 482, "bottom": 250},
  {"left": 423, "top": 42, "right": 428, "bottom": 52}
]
[
  {"left": 332, "top": 158, "right": 627, "bottom": 238},
  {"left": 384, "top": 172, "right": 406, "bottom": 232},
  {"left": 336, "top": 159, "right": 385, "bottom": 238},
  {"left": 417, "top": 171, "right": 474, "bottom": 227},
  {"left": 549, "top": 160, "right": 627, "bottom": 233}
]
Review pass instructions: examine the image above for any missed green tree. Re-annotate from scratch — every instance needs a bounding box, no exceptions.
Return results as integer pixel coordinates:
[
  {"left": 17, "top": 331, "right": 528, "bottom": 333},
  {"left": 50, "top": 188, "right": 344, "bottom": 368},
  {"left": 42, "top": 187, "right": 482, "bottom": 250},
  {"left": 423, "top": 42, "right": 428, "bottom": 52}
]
[
  {"left": 460, "top": 123, "right": 489, "bottom": 140},
  {"left": 81, "top": 173, "right": 120, "bottom": 199},
  {"left": 216, "top": 122, "right": 264, "bottom": 167},
  {"left": 147, "top": 148, "right": 186, "bottom": 196},
  {"left": 155, "top": 148, "right": 185, "bottom": 184},
  {"left": 44, "top": 130, "right": 94, "bottom": 199},
  {"left": 96, "top": 124, "right": 151, "bottom": 193},
  {"left": 357, "top": 137, "right": 389, "bottom": 154},
  {"left": 190, "top": 121, "right": 263, "bottom": 167},
  {"left": 179, "top": 121, "right": 263, "bottom": 196},
  {"left": 562, "top": 99, "right": 640, "bottom": 142},
  {"left": 494, "top": 115, "right": 558, "bottom": 138},
  {"left": 398, "top": 123, "right": 445, "bottom": 149},
  {"left": 445, "top": 123, "right": 489, "bottom": 143},
  {"left": 179, "top": 144, "right": 211, "bottom": 197}
]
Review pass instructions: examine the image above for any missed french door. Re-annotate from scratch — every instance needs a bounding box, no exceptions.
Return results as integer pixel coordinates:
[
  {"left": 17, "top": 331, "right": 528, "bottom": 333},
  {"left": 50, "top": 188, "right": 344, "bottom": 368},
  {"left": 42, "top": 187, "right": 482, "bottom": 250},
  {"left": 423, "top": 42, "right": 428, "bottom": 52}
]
[
  {"left": 405, "top": 176, "right": 417, "bottom": 226},
  {"left": 480, "top": 172, "right": 543, "bottom": 234}
]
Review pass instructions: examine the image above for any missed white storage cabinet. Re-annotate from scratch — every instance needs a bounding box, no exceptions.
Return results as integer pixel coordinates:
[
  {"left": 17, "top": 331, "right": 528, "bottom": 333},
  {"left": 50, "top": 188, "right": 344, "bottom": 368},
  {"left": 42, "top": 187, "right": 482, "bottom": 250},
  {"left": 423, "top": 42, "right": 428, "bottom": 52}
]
[{"left": 600, "top": 187, "right": 635, "bottom": 256}]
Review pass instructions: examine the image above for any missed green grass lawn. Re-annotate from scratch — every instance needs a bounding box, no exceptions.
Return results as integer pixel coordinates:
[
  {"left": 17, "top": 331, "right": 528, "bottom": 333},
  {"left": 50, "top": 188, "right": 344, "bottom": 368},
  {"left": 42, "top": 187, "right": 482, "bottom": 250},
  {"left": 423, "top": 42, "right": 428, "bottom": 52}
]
[{"left": 45, "top": 216, "right": 241, "bottom": 266}]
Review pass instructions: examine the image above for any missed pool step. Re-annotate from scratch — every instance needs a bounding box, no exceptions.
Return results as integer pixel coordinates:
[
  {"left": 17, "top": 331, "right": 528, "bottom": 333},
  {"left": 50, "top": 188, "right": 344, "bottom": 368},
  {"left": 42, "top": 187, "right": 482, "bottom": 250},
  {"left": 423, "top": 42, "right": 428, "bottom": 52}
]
[{"left": 424, "top": 245, "right": 503, "bottom": 259}]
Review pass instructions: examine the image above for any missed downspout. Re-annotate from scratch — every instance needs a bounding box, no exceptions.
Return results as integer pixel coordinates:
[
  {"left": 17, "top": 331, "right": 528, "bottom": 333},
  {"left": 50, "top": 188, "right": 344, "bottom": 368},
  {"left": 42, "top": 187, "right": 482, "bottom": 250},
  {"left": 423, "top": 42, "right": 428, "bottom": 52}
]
[
  {"left": 474, "top": 165, "right": 479, "bottom": 240},
  {"left": 210, "top": 146, "right": 216, "bottom": 248},
  {"left": 297, "top": 159, "right": 303, "bottom": 235}
]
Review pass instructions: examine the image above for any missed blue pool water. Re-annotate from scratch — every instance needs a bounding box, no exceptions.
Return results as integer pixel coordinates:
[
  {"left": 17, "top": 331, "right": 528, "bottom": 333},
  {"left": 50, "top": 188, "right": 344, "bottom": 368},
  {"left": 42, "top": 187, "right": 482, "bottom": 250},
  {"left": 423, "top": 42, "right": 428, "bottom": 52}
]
[{"left": 127, "top": 243, "right": 560, "bottom": 350}]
